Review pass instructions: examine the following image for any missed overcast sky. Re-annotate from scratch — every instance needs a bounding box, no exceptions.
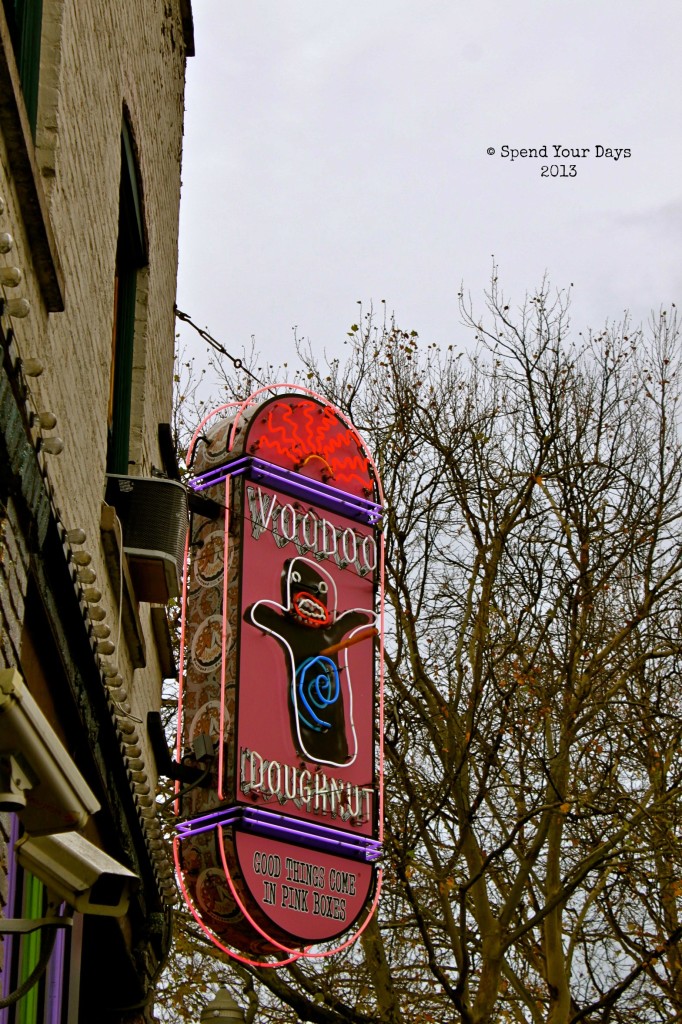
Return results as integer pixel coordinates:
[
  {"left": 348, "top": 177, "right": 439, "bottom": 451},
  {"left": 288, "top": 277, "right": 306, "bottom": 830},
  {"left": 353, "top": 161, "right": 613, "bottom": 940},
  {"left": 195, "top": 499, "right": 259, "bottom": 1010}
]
[{"left": 175, "top": 1, "right": 681, "bottom": 381}]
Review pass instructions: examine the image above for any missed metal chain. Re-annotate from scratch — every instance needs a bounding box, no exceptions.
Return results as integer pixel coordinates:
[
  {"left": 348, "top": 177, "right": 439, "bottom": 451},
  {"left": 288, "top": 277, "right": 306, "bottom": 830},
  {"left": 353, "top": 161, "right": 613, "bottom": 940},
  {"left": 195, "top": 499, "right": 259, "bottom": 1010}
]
[{"left": 174, "top": 307, "right": 266, "bottom": 388}]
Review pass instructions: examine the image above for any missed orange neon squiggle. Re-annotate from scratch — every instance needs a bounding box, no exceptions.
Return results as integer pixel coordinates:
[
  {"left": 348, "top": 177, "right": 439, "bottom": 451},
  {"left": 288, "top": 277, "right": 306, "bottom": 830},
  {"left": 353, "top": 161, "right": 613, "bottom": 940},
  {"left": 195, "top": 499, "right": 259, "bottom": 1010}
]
[{"left": 298, "top": 453, "right": 334, "bottom": 475}]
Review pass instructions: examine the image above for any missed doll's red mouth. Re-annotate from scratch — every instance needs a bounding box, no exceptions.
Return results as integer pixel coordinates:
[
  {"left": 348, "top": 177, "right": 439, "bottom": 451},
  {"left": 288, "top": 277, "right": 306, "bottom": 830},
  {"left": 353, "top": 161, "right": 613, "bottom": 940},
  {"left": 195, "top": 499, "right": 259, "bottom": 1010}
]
[{"left": 292, "top": 591, "right": 331, "bottom": 627}]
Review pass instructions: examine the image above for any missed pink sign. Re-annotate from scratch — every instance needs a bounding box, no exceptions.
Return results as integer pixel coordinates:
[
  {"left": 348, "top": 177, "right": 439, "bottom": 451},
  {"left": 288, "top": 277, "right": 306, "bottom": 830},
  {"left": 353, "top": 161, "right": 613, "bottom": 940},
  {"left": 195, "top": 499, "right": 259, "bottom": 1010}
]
[
  {"left": 238, "top": 481, "right": 377, "bottom": 823},
  {"left": 175, "top": 390, "right": 383, "bottom": 960},
  {"left": 234, "top": 832, "right": 374, "bottom": 943}
]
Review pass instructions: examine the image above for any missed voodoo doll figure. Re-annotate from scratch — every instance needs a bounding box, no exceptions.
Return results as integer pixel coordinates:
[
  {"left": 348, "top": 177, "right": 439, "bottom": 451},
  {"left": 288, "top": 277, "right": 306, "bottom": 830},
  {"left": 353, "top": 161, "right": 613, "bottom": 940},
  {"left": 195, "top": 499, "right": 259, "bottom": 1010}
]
[{"left": 246, "top": 557, "right": 375, "bottom": 767}]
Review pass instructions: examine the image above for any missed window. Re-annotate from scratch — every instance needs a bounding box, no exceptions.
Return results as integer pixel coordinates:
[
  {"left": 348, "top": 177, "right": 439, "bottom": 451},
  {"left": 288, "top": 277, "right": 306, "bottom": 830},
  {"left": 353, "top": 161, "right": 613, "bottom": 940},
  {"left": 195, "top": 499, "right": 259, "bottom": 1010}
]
[
  {"left": 0, "top": 817, "right": 72, "bottom": 1024},
  {"left": 2, "top": 0, "right": 43, "bottom": 135},
  {"left": 107, "top": 119, "right": 146, "bottom": 475}
]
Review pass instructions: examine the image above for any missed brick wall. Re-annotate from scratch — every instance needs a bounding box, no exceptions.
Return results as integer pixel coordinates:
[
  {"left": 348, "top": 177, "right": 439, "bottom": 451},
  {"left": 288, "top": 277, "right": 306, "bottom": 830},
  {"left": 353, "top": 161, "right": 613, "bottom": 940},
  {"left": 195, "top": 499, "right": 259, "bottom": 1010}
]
[
  {"left": 0, "top": 0, "right": 192, "bottom": 1010},
  {"left": 0, "top": 0, "right": 189, "bottom": 764},
  {"left": 0, "top": 497, "right": 28, "bottom": 670}
]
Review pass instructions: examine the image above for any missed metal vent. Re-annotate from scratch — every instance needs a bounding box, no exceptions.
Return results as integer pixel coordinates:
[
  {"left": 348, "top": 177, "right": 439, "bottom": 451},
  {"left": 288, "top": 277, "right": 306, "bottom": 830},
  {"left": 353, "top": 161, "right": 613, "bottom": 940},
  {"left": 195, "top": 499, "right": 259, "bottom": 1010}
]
[{"left": 104, "top": 475, "right": 188, "bottom": 602}]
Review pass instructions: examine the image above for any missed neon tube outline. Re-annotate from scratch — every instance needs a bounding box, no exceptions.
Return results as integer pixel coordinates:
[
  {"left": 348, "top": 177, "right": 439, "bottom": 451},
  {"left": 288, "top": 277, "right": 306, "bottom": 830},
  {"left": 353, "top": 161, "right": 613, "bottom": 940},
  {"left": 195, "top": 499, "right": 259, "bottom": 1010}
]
[
  {"left": 246, "top": 555, "right": 377, "bottom": 768},
  {"left": 176, "top": 386, "right": 386, "bottom": 964}
]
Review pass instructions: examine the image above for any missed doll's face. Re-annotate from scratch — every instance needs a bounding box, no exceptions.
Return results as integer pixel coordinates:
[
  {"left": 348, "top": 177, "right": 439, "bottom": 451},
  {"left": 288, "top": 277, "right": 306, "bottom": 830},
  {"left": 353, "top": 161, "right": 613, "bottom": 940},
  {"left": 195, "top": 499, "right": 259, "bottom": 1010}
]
[{"left": 286, "top": 559, "right": 333, "bottom": 628}]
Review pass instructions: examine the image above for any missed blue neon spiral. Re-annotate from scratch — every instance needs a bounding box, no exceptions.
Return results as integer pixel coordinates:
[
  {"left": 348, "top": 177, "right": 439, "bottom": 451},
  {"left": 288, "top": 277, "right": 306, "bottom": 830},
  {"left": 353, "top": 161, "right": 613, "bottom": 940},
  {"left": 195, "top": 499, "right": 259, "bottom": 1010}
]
[{"left": 294, "top": 656, "right": 340, "bottom": 732}]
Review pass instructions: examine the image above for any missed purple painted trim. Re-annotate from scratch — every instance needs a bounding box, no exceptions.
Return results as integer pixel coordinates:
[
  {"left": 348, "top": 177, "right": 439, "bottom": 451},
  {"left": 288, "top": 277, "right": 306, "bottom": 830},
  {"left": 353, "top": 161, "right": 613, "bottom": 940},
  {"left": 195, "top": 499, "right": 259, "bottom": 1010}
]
[
  {"left": 239, "top": 817, "right": 382, "bottom": 863},
  {"left": 189, "top": 457, "right": 382, "bottom": 526},
  {"left": 0, "top": 815, "right": 20, "bottom": 1024},
  {"left": 1, "top": 816, "right": 67, "bottom": 1023},
  {"left": 247, "top": 807, "right": 380, "bottom": 849},
  {"left": 176, "top": 806, "right": 382, "bottom": 864},
  {"left": 45, "top": 923, "right": 66, "bottom": 1024}
]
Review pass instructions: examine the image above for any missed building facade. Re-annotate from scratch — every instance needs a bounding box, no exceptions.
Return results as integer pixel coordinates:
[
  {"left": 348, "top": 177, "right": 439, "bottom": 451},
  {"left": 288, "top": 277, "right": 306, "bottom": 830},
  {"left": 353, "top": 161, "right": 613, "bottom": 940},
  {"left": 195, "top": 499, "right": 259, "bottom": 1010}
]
[{"left": 0, "top": 2, "right": 193, "bottom": 1021}]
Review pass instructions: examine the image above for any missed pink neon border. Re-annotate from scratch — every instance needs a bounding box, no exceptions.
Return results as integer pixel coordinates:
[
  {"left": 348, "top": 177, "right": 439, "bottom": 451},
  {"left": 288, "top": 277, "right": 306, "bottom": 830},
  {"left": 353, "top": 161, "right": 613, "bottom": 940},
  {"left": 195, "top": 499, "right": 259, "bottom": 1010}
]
[
  {"left": 173, "top": 832, "right": 383, "bottom": 968},
  {"left": 175, "top": 386, "right": 386, "bottom": 962},
  {"left": 218, "top": 474, "right": 230, "bottom": 800}
]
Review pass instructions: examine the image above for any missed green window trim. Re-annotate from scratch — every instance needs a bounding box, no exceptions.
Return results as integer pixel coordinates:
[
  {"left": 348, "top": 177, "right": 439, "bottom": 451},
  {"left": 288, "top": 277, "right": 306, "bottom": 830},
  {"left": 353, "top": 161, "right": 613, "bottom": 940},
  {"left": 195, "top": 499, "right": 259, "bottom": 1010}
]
[
  {"left": 3, "top": 0, "right": 43, "bottom": 135},
  {"left": 107, "top": 120, "right": 146, "bottom": 475}
]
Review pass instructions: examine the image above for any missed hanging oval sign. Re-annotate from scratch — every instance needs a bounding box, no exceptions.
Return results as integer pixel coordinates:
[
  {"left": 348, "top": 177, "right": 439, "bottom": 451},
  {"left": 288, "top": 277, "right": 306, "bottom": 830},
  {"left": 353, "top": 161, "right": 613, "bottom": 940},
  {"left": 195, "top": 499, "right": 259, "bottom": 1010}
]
[{"left": 174, "top": 388, "right": 384, "bottom": 960}]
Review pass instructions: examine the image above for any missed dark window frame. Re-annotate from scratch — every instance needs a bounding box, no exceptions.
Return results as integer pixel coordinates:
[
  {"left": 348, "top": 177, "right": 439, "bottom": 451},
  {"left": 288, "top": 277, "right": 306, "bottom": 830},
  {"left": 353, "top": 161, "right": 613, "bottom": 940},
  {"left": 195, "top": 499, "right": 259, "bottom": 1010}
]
[
  {"left": 107, "top": 119, "right": 146, "bottom": 475},
  {"left": 0, "top": 816, "right": 71, "bottom": 1024},
  {"left": 2, "top": 0, "right": 43, "bottom": 135}
]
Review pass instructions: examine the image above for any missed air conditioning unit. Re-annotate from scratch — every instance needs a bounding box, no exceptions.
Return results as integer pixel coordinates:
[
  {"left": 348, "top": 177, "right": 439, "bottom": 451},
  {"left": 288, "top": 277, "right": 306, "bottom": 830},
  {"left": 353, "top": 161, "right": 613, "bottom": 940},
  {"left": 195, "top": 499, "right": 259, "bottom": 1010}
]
[{"left": 104, "top": 475, "right": 188, "bottom": 603}]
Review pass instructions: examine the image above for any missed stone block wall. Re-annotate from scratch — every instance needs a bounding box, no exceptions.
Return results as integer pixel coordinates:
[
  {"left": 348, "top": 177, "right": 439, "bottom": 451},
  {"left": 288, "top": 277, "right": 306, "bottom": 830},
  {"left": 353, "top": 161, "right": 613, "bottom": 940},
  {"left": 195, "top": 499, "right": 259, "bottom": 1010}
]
[
  {"left": 0, "top": 0, "right": 193, "bottom": 1014},
  {"left": 0, "top": 0, "right": 190, "bottom": 776}
]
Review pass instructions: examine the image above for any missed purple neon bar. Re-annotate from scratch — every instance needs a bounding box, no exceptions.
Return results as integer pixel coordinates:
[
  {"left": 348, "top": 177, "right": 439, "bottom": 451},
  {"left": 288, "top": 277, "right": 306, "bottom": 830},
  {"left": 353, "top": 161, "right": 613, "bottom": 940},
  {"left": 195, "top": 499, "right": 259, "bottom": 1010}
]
[
  {"left": 176, "top": 805, "right": 382, "bottom": 864},
  {"left": 176, "top": 806, "right": 243, "bottom": 837},
  {"left": 189, "top": 456, "right": 382, "bottom": 526}
]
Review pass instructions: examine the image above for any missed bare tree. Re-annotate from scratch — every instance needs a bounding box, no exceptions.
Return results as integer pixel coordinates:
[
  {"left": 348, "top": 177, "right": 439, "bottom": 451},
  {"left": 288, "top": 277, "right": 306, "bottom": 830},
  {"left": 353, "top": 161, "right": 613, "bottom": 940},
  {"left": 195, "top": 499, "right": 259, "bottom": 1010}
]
[{"left": 156, "top": 281, "right": 682, "bottom": 1024}]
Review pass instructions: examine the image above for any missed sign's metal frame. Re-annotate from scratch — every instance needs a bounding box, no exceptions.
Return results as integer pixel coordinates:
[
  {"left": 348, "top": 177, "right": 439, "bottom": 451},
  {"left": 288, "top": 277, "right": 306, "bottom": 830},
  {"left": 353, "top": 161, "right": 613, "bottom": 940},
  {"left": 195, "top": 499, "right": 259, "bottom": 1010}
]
[{"left": 173, "top": 386, "right": 385, "bottom": 966}]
